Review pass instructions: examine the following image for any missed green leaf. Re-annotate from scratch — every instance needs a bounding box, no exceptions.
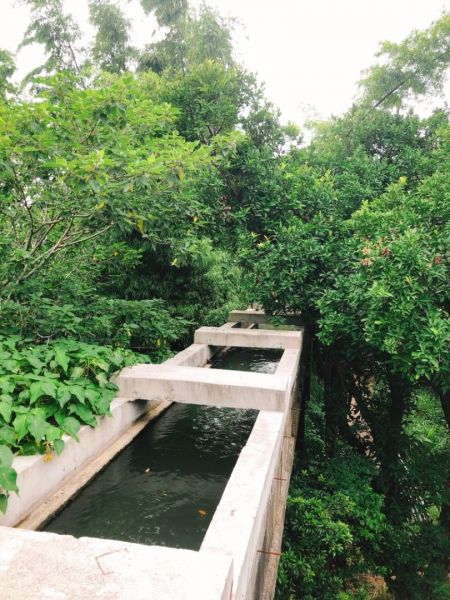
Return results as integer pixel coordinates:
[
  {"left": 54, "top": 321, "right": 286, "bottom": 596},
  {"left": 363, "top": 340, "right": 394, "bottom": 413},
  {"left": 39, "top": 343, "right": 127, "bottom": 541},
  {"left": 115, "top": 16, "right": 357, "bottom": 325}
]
[
  {"left": 0, "top": 401, "right": 12, "bottom": 423},
  {"left": 70, "top": 385, "right": 85, "bottom": 404},
  {"left": 89, "top": 178, "right": 101, "bottom": 193},
  {"left": 29, "top": 381, "right": 45, "bottom": 404},
  {"left": 13, "top": 413, "right": 28, "bottom": 441},
  {"left": 94, "top": 359, "right": 110, "bottom": 372},
  {"left": 0, "top": 493, "right": 7, "bottom": 514},
  {"left": 45, "top": 424, "right": 61, "bottom": 443},
  {"left": 26, "top": 355, "right": 44, "bottom": 370},
  {"left": 27, "top": 415, "right": 47, "bottom": 441},
  {"left": 56, "top": 386, "right": 72, "bottom": 409},
  {"left": 85, "top": 388, "right": 100, "bottom": 408},
  {"left": 96, "top": 372, "right": 108, "bottom": 387},
  {"left": 0, "top": 466, "right": 18, "bottom": 493},
  {"left": 0, "top": 425, "right": 15, "bottom": 445},
  {"left": 70, "top": 403, "right": 96, "bottom": 427},
  {"left": 53, "top": 439, "right": 65, "bottom": 455},
  {"left": 0, "top": 379, "right": 15, "bottom": 395},
  {"left": 0, "top": 445, "right": 13, "bottom": 468},
  {"left": 61, "top": 417, "right": 81, "bottom": 441},
  {"left": 70, "top": 366, "right": 84, "bottom": 379},
  {"left": 54, "top": 345, "right": 70, "bottom": 373},
  {"left": 42, "top": 381, "right": 57, "bottom": 399},
  {"left": 13, "top": 405, "right": 30, "bottom": 414}
]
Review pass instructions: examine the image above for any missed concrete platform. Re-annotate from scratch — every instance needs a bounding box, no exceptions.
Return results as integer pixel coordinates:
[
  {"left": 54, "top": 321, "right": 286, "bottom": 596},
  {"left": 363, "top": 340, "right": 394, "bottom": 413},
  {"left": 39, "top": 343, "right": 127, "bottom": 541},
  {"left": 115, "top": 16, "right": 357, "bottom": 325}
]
[{"left": 0, "top": 527, "right": 232, "bottom": 600}]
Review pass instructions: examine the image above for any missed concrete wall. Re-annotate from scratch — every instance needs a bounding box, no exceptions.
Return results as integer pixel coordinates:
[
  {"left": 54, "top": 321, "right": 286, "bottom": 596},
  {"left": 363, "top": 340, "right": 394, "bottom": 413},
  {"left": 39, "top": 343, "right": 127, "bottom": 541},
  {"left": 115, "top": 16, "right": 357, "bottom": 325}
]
[{"left": 200, "top": 344, "right": 302, "bottom": 600}]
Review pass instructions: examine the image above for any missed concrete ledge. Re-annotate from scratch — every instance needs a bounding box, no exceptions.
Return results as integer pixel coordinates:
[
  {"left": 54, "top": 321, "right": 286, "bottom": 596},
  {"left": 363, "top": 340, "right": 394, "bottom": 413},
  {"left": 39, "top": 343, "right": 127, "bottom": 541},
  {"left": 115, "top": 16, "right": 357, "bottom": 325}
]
[
  {"left": 229, "top": 310, "right": 304, "bottom": 326},
  {"left": 200, "top": 330, "right": 303, "bottom": 599},
  {"left": 275, "top": 348, "right": 301, "bottom": 378},
  {"left": 0, "top": 527, "right": 233, "bottom": 600},
  {"left": 116, "top": 364, "right": 288, "bottom": 412},
  {"left": 201, "top": 410, "right": 285, "bottom": 600},
  {"left": 194, "top": 326, "right": 302, "bottom": 349},
  {"left": 164, "top": 343, "right": 213, "bottom": 367}
]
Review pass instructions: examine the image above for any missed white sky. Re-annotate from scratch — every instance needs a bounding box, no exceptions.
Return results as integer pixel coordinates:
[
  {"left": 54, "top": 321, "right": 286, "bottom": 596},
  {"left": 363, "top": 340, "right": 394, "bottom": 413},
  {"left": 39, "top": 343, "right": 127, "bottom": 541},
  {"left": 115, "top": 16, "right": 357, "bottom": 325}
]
[{"left": 1, "top": 0, "right": 450, "bottom": 125}]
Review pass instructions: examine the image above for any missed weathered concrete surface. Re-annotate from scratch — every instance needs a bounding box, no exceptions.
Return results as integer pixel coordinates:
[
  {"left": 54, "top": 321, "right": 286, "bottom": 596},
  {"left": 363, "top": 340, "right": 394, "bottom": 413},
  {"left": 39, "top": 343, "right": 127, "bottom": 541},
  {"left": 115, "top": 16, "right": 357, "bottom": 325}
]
[
  {"left": 200, "top": 340, "right": 302, "bottom": 600},
  {"left": 275, "top": 348, "right": 302, "bottom": 379},
  {"left": 116, "top": 364, "right": 288, "bottom": 412},
  {"left": 0, "top": 527, "right": 233, "bottom": 600},
  {"left": 194, "top": 326, "right": 302, "bottom": 349},
  {"left": 201, "top": 411, "right": 285, "bottom": 600},
  {"left": 163, "top": 343, "right": 213, "bottom": 367}
]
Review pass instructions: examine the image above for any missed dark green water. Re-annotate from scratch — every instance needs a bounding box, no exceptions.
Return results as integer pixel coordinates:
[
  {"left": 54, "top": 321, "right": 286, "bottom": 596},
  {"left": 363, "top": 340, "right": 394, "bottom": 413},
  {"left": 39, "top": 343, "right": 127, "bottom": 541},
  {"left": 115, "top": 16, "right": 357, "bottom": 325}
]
[
  {"left": 42, "top": 347, "right": 282, "bottom": 549},
  {"left": 211, "top": 347, "right": 282, "bottom": 373}
]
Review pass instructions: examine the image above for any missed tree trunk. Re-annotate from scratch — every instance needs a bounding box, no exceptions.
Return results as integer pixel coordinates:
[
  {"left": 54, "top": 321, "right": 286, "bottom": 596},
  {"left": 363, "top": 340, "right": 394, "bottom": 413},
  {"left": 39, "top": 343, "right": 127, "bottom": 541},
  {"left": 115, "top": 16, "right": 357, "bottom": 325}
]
[
  {"left": 381, "top": 372, "right": 411, "bottom": 521},
  {"left": 437, "top": 390, "right": 450, "bottom": 579},
  {"left": 295, "top": 326, "right": 312, "bottom": 456},
  {"left": 322, "top": 351, "right": 348, "bottom": 458}
]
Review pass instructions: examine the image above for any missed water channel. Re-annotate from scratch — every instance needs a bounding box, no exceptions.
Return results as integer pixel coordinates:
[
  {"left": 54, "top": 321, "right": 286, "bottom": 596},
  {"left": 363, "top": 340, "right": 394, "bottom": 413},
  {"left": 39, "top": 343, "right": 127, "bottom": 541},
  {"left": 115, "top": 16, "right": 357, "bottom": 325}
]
[{"left": 42, "top": 347, "right": 282, "bottom": 549}]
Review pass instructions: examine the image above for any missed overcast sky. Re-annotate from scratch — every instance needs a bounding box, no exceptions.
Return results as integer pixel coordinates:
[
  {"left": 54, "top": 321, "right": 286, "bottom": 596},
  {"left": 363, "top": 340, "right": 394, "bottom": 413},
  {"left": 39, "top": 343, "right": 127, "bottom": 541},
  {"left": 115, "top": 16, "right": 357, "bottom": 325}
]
[{"left": 1, "top": 0, "right": 450, "bottom": 125}]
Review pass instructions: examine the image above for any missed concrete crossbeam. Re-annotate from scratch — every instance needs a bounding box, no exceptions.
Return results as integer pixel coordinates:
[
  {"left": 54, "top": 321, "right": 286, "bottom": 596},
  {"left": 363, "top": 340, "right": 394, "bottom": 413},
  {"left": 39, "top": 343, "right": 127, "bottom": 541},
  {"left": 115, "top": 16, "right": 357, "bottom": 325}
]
[
  {"left": 194, "top": 326, "right": 302, "bottom": 350},
  {"left": 228, "top": 310, "right": 304, "bottom": 326},
  {"left": 116, "top": 364, "right": 288, "bottom": 412},
  {"left": 163, "top": 343, "right": 213, "bottom": 367}
]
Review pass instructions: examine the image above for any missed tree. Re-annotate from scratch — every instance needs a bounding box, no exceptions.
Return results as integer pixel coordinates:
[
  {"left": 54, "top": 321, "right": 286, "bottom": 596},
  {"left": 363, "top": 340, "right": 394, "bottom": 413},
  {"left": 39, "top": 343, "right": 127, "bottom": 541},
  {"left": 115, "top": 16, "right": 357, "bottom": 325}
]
[
  {"left": 0, "top": 50, "right": 15, "bottom": 99},
  {"left": 0, "top": 73, "right": 211, "bottom": 301},
  {"left": 140, "top": 0, "right": 188, "bottom": 28},
  {"left": 138, "top": 1, "right": 235, "bottom": 73},
  {"left": 88, "top": 0, "right": 135, "bottom": 74},
  {"left": 359, "top": 11, "right": 450, "bottom": 109},
  {"left": 250, "top": 60, "right": 450, "bottom": 599},
  {"left": 138, "top": 0, "right": 189, "bottom": 73},
  {"left": 19, "top": 0, "right": 84, "bottom": 81},
  {"left": 186, "top": 4, "right": 234, "bottom": 67},
  {"left": 163, "top": 61, "right": 255, "bottom": 143}
]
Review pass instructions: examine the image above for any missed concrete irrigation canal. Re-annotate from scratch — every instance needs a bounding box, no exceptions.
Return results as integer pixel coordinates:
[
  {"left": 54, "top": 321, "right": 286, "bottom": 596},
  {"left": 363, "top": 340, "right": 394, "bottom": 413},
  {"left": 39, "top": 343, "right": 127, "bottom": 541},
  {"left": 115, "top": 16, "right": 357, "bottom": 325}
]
[{"left": 0, "top": 309, "right": 303, "bottom": 600}]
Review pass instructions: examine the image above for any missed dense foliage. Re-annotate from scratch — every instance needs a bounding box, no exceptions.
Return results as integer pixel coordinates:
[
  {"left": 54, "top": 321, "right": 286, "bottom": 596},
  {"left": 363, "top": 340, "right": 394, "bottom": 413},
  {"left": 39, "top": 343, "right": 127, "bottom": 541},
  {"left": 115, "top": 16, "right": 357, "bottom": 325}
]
[
  {"left": 252, "top": 16, "right": 450, "bottom": 598},
  {"left": 0, "top": 2, "right": 449, "bottom": 598},
  {"left": 0, "top": 334, "right": 146, "bottom": 511}
]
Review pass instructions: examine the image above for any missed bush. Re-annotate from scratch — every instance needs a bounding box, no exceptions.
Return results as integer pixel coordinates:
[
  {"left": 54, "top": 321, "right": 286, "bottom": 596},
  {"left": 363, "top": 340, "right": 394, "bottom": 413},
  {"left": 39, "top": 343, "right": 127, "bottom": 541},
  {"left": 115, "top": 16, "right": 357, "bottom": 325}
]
[
  {"left": 276, "top": 452, "right": 386, "bottom": 600},
  {"left": 0, "top": 335, "right": 148, "bottom": 513},
  {"left": 0, "top": 296, "right": 188, "bottom": 360}
]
